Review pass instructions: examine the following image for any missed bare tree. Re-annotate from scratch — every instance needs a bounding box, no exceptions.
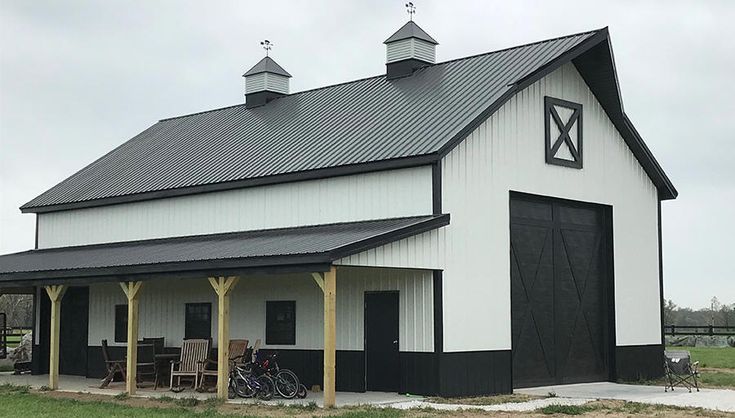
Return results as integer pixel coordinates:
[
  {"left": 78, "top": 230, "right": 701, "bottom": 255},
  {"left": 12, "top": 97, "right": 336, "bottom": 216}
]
[{"left": 0, "top": 295, "right": 33, "bottom": 328}]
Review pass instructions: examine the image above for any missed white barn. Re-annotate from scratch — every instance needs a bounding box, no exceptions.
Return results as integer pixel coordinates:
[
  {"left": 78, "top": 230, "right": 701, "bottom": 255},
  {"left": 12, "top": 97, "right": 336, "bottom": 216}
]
[{"left": 0, "top": 21, "right": 676, "bottom": 402}]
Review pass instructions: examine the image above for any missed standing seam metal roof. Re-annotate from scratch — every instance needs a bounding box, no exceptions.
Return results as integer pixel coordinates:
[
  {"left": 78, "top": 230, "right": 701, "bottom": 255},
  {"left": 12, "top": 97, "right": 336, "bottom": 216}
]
[
  {"left": 0, "top": 215, "right": 447, "bottom": 281},
  {"left": 22, "top": 30, "right": 609, "bottom": 211}
]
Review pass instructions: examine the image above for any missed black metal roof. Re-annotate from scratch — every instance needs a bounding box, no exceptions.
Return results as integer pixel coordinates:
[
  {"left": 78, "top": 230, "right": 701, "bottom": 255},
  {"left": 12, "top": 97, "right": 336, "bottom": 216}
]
[
  {"left": 242, "top": 56, "right": 292, "bottom": 77},
  {"left": 384, "top": 21, "right": 438, "bottom": 44},
  {"left": 21, "top": 28, "right": 676, "bottom": 213},
  {"left": 0, "top": 215, "right": 448, "bottom": 286}
]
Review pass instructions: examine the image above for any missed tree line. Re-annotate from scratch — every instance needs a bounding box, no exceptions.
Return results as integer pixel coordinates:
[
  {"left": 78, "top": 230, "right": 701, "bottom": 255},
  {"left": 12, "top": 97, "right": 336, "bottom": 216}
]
[{"left": 664, "top": 297, "right": 735, "bottom": 327}]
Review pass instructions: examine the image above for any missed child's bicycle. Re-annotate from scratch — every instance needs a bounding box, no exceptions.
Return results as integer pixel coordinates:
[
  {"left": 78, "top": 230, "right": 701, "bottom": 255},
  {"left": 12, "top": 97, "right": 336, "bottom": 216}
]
[{"left": 249, "top": 351, "right": 307, "bottom": 399}]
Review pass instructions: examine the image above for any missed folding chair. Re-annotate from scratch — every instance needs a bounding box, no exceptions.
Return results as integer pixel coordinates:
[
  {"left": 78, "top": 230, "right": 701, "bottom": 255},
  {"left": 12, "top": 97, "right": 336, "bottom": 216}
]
[{"left": 664, "top": 350, "right": 699, "bottom": 392}]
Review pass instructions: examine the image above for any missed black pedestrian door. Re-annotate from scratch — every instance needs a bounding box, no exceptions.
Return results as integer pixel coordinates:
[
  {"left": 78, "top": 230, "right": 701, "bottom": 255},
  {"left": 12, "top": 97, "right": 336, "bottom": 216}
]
[
  {"left": 365, "top": 291, "right": 399, "bottom": 391},
  {"left": 39, "top": 286, "right": 89, "bottom": 376},
  {"left": 510, "top": 194, "right": 612, "bottom": 388}
]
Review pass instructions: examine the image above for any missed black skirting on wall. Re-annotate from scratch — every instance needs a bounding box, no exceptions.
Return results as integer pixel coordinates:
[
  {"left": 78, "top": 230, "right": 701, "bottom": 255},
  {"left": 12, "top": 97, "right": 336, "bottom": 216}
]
[
  {"left": 83, "top": 347, "right": 442, "bottom": 395},
  {"left": 438, "top": 350, "right": 512, "bottom": 397},
  {"left": 615, "top": 344, "right": 664, "bottom": 381}
]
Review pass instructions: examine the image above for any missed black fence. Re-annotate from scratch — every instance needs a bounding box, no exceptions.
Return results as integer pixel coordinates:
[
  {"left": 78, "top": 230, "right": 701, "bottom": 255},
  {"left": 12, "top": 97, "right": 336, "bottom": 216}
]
[{"left": 664, "top": 325, "right": 735, "bottom": 336}]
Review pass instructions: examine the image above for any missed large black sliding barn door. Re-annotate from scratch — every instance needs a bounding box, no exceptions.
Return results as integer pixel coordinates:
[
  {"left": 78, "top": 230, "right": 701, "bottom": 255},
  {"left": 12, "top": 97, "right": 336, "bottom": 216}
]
[{"left": 510, "top": 194, "right": 613, "bottom": 388}]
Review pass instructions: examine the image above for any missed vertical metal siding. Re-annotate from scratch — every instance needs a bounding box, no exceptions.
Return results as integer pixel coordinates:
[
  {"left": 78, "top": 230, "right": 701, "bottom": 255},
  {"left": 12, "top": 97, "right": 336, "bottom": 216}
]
[
  {"left": 88, "top": 268, "right": 433, "bottom": 352},
  {"left": 334, "top": 227, "right": 446, "bottom": 269},
  {"left": 441, "top": 63, "right": 660, "bottom": 352},
  {"left": 38, "top": 166, "right": 433, "bottom": 248}
]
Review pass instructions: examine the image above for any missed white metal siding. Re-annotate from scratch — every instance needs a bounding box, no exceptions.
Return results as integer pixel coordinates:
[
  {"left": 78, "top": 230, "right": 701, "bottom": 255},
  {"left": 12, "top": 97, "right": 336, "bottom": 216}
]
[
  {"left": 38, "top": 166, "right": 433, "bottom": 248},
  {"left": 245, "top": 72, "right": 267, "bottom": 93},
  {"left": 441, "top": 63, "right": 661, "bottom": 351},
  {"left": 88, "top": 267, "right": 433, "bottom": 352},
  {"left": 245, "top": 73, "right": 289, "bottom": 94},
  {"left": 335, "top": 227, "right": 445, "bottom": 269},
  {"left": 386, "top": 38, "right": 435, "bottom": 64}
]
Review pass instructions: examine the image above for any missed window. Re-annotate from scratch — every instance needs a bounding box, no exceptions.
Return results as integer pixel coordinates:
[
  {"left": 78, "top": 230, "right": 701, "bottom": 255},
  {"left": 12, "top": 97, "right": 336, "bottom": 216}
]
[
  {"left": 266, "top": 301, "right": 296, "bottom": 345},
  {"left": 185, "top": 303, "right": 212, "bottom": 340},
  {"left": 114, "top": 305, "right": 127, "bottom": 343}
]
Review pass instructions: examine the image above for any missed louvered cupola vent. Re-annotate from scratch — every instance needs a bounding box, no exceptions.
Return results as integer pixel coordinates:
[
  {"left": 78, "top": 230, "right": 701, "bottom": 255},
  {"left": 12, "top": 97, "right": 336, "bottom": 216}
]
[
  {"left": 242, "top": 43, "right": 292, "bottom": 108},
  {"left": 384, "top": 20, "right": 438, "bottom": 80}
]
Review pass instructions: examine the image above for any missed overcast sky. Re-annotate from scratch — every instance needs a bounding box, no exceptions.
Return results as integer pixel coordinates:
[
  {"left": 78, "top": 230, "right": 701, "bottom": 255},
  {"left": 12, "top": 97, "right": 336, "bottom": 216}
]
[{"left": 1, "top": 1, "right": 733, "bottom": 309}]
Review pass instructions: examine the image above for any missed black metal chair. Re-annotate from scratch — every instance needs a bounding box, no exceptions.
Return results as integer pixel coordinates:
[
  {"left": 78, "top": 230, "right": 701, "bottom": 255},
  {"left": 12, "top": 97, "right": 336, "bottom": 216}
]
[
  {"left": 142, "top": 337, "right": 165, "bottom": 354},
  {"left": 664, "top": 350, "right": 699, "bottom": 392},
  {"left": 136, "top": 343, "right": 158, "bottom": 389}
]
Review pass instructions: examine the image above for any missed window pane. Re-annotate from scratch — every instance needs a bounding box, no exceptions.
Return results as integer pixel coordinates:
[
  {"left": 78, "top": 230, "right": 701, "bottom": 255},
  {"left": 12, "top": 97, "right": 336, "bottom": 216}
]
[
  {"left": 185, "top": 303, "right": 211, "bottom": 340},
  {"left": 266, "top": 301, "right": 295, "bottom": 345},
  {"left": 114, "top": 305, "right": 127, "bottom": 343}
]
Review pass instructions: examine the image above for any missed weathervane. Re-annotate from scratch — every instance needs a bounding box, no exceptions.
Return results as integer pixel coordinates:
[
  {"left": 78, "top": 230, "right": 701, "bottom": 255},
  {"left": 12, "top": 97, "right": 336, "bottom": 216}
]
[
  {"left": 260, "top": 40, "right": 273, "bottom": 57},
  {"left": 405, "top": 2, "right": 415, "bottom": 21}
]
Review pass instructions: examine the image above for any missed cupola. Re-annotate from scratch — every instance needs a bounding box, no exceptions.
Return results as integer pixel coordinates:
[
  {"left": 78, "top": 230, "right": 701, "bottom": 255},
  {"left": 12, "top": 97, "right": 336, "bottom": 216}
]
[
  {"left": 242, "top": 40, "right": 292, "bottom": 108},
  {"left": 384, "top": 3, "right": 438, "bottom": 79}
]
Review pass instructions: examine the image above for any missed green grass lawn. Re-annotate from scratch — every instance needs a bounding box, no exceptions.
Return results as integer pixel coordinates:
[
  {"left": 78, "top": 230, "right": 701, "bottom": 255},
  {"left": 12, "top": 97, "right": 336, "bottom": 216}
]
[
  {"left": 677, "top": 346, "right": 735, "bottom": 369},
  {"left": 664, "top": 346, "right": 735, "bottom": 389}
]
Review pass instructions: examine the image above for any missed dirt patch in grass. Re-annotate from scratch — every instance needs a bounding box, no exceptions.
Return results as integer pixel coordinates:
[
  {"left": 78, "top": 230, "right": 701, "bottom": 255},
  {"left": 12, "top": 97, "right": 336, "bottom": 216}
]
[{"left": 427, "top": 393, "right": 544, "bottom": 405}]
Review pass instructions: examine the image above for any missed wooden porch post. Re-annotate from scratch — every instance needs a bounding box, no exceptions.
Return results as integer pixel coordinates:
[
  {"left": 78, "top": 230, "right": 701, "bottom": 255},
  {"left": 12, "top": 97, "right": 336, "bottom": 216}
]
[
  {"left": 44, "top": 285, "right": 66, "bottom": 390},
  {"left": 323, "top": 267, "right": 337, "bottom": 407},
  {"left": 120, "top": 281, "right": 143, "bottom": 395},
  {"left": 208, "top": 276, "right": 240, "bottom": 400}
]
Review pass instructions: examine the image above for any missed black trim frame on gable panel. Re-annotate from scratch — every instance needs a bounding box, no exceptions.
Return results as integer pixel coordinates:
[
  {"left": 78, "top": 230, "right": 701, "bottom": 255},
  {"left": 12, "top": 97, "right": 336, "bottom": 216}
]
[{"left": 544, "top": 96, "right": 583, "bottom": 169}]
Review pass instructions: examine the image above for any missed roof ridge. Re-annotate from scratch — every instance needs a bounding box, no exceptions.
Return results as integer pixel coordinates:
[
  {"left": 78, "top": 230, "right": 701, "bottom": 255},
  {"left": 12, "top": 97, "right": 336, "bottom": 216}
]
[{"left": 159, "top": 28, "right": 604, "bottom": 123}]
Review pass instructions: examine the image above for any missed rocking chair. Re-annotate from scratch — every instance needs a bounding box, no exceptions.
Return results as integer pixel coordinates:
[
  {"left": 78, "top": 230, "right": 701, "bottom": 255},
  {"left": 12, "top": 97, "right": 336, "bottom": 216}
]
[{"left": 169, "top": 339, "right": 210, "bottom": 392}]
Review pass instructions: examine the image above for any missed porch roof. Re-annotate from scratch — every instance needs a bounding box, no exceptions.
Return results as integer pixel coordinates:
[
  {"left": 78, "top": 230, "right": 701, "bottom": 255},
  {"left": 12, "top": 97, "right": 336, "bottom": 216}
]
[{"left": 0, "top": 215, "right": 448, "bottom": 287}]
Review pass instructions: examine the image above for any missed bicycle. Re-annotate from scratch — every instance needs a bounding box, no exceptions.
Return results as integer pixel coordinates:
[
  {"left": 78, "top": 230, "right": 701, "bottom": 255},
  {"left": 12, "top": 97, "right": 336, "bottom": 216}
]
[
  {"left": 250, "top": 351, "right": 305, "bottom": 399},
  {"left": 228, "top": 356, "right": 274, "bottom": 400}
]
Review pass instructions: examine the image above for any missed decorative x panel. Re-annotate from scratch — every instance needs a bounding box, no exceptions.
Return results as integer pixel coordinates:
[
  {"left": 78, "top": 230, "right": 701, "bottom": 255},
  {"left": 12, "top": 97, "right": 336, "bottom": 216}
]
[{"left": 545, "top": 96, "right": 583, "bottom": 169}]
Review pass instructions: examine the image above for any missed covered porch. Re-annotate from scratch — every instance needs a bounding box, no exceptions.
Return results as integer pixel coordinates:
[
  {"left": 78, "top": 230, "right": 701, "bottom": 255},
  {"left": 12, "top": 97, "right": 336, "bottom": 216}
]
[{"left": 0, "top": 215, "right": 447, "bottom": 407}]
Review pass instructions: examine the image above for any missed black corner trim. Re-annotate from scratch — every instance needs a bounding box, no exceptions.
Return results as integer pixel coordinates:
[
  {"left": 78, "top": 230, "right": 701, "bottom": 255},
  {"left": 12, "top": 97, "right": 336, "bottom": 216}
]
[
  {"left": 658, "top": 197, "right": 665, "bottom": 345},
  {"left": 432, "top": 161, "right": 442, "bottom": 214},
  {"left": 432, "top": 270, "right": 443, "bottom": 355}
]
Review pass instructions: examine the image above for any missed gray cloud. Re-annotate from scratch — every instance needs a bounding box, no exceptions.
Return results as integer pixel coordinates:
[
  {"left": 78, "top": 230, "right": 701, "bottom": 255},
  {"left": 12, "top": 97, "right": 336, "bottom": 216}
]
[{"left": 1, "top": 0, "right": 733, "bottom": 308}]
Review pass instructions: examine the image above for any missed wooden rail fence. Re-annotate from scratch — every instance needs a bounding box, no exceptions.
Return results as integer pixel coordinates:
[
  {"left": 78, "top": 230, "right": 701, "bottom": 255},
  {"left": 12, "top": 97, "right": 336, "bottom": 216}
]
[{"left": 664, "top": 325, "right": 735, "bottom": 336}]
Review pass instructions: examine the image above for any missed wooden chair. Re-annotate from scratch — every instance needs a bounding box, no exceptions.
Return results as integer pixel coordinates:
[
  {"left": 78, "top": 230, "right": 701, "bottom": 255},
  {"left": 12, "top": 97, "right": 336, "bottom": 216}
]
[
  {"left": 99, "top": 339, "right": 126, "bottom": 388},
  {"left": 169, "top": 339, "right": 210, "bottom": 392},
  {"left": 198, "top": 339, "right": 249, "bottom": 390}
]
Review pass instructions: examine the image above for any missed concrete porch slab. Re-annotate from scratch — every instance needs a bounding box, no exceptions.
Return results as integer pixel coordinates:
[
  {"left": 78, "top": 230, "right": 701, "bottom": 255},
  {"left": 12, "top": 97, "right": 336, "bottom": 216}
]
[
  {"left": 516, "top": 382, "right": 735, "bottom": 412},
  {"left": 0, "top": 372, "right": 417, "bottom": 407}
]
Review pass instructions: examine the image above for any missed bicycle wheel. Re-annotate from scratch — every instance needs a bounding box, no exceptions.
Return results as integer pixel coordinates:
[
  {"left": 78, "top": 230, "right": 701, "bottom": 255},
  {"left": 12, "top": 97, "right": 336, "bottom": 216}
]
[
  {"left": 296, "top": 384, "right": 307, "bottom": 399},
  {"left": 274, "top": 369, "right": 300, "bottom": 399},
  {"left": 233, "top": 374, "right": 255, "bottom": 398},
  {"left": 256, "top": 375, "right": 274, "bottom": 400}
]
